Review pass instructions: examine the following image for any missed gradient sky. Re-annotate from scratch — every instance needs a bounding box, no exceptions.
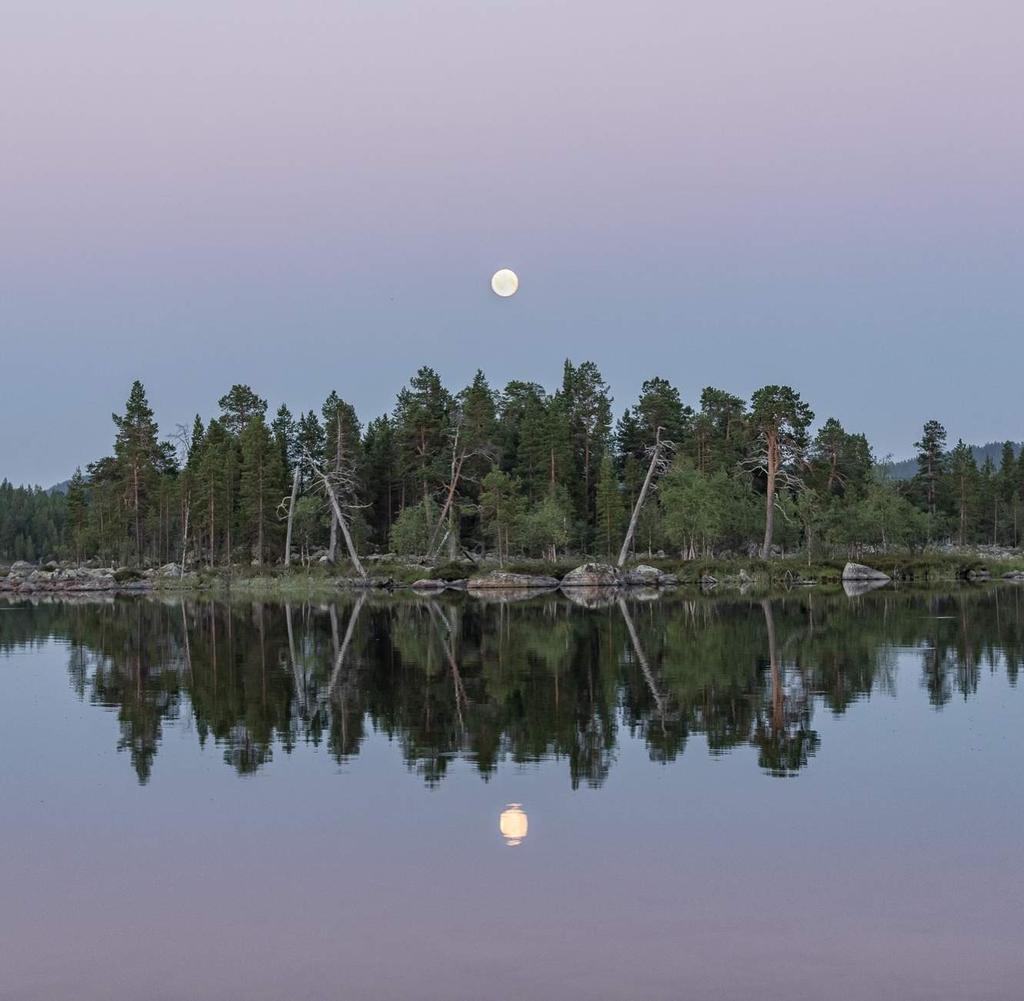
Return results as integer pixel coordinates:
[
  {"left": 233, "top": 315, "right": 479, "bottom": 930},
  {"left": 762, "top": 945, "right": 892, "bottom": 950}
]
[{"left": 2, "top": 0, "right": 1022, "bottom": 485}]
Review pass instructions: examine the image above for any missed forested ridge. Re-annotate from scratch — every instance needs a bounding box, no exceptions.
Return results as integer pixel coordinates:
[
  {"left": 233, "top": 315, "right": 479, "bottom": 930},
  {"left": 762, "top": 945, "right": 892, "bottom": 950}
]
[{"left": 2, "top": 361, "right": 1023, "bottom": 566}]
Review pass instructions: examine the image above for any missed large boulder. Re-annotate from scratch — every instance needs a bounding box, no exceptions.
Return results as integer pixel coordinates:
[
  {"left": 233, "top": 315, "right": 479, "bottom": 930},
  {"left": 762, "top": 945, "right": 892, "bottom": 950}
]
[
  {"left": 467, "top": 571, "right": 560, "bottom": 590},
  {"left": 410, "top": 578, "right": 447, "bottom": 591},
  {"left": 622, "top": 564, "right": 663, "bottom": 586},
  {"left": 561, "top": 563, "right": 622, "bottom": 587},
  {"left": 841, "top": 562, "right": 891, "bottom": 582}
]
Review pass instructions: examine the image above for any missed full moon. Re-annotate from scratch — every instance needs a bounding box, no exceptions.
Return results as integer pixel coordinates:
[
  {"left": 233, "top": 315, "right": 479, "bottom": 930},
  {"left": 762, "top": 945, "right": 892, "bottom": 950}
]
[{"left": 491, "top": 268, "right": 519, "bottom": 297}]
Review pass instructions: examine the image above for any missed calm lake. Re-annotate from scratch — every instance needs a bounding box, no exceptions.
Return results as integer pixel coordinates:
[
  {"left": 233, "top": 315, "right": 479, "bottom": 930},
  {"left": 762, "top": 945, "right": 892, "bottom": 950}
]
[{"left": 1, "top": 587, "right": 1022, "bottom": 1000}]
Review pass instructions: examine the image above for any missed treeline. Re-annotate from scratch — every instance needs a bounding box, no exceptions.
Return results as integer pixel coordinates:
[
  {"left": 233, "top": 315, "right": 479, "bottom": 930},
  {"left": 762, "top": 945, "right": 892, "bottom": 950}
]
[
  {"left": 3, "top": 361, "right": 1024, "bottom": 566},
  {"left": 0, "top": 481, "right": 66, "bottom": 562}
]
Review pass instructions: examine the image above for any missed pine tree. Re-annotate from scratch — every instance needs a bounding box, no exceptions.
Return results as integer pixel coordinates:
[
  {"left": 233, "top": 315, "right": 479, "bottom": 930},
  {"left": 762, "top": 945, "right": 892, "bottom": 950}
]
[
  {"left": 218, "top": 385, "right": 268, "bottom": 437},
  {"left": 809, "top": 418, "right": 873, "bottom": 497},
  {"left": 295, "top": 410, "right": 325, "bottom": 490},
  {"left": 914, "top": 420, "right": 948, "bottom": 534},
  {"left": 321, "top": 391, "right": 363, "bottom": 561},
  {"left": 594, "top": 451, "right": 624, "bottom": 558},
  {"left": 949, "top": 440, "right": 979, "bottom": 546},
  {"left": 363, "top": 415, "right": 398, "bottom": 545},
  {"left": 634, "top": 377, "right": 691, "bottom": 451},
  {"left": 238, "top": 416, "right": 285, "bottom": 565},
  {"left": 195, "top": 419, "right": 236, "bottom": 564},
  {"left": 479, "top": 469, "right": 525, "bottom": 564},
  {"left": 558, "top": 359, "right": 612, "bottom": 544},
  {"left": 697, "top": 387, "right": 747, "bottom": 474},
  {"left": 271, "top": 405, "right": 298, "bottom": 475},
  {"left": 393, "top": 367, "right": 452, "bottom": 509},
  {"left": 111, "top": 380, "right": 163, "bottom": 562},
  {"left": 747, "top": 385, "right": 814, "bottom": 558},
  {"left": 998, "top": 442, "right": 1018, "bottom": 546}
]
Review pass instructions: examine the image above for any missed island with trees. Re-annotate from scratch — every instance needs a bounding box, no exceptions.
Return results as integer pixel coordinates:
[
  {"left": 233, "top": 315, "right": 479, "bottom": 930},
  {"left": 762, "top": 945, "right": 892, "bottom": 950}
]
[{"left": 1, "top": 360, "right": 1023, "bottom": 589}]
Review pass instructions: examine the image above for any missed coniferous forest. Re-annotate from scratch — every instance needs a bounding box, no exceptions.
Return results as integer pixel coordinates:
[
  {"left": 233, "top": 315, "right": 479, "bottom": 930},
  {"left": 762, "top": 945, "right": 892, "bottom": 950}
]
[{"left": 2, "top": 361, "right": 1022, "bottom": 566}]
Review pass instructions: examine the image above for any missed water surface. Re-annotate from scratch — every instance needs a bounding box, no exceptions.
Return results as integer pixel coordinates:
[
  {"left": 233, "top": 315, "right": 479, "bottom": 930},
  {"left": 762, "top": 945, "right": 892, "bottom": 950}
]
[{"left": 1, "top": 587, "right": 1022, "bottom": 1000}]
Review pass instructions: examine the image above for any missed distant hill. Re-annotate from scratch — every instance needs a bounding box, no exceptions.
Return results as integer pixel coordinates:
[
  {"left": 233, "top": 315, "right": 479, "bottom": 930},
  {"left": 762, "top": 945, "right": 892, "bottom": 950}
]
[
  {"left": 48, "top": 479, "right": 71, "bottom": 496},
  {"left": 883, "top": 441, "right": 1022, "bottom": 481}
]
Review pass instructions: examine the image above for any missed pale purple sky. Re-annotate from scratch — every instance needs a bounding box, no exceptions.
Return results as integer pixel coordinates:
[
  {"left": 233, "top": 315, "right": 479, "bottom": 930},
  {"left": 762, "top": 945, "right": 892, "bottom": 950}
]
[{"left": 2, "top": 0, "right": 1022, "bottom": 485}]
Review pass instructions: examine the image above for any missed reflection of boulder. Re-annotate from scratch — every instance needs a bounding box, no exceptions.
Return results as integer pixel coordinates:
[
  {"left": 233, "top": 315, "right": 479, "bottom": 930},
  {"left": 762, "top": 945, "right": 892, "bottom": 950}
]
[
  {"left": 469, "top": 586, "right": 555, "bottom": 604},
  {"left": 843, "top": 577, "right": 890, "bottom": 597},
  {"left": 561, "top": 584, "right": 622, "bottom": 609},
  {"left": 1002, "top": 571, "right": 1024, "bottom": 581},
  {"left": 467, "top": 571, "right": 561, "bottom": 590},
  {"left": 842, "top": 562, "right": 890, "bottom": 582},
  {"left": 632, "top": 587, "right": 663, "bottom": 602},
  {"left": 562, "top": 563, "right": 622, "bottom": 587}
]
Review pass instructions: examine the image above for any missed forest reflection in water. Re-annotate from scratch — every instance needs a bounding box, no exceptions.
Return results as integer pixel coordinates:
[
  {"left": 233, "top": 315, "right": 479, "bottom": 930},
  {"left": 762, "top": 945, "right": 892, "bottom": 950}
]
[{"left": 2, "top": 585, "right": 1022, "bottom": 786}]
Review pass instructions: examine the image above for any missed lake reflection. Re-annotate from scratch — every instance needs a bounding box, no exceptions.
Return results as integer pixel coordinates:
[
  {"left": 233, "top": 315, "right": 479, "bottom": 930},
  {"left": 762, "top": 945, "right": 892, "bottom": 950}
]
[
  {"left": 1, "top": 587, "right": 1021, "bottom": 785},
  {"left": 2, "top": 587, "right": 1024, "bottom": 1001}
]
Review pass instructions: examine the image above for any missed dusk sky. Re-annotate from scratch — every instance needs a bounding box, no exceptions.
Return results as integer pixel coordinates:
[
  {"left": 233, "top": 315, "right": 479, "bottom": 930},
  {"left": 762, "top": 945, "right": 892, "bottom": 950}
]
[{"left": 2, "top": 0, "right": 1022, "bottom": 486}]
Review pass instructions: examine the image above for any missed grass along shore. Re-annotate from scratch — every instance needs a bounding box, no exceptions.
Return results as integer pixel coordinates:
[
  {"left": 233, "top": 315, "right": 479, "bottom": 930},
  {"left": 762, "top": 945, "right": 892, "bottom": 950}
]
[{"left": 4, "top": 549, "right": 1024, "bottom": 598}]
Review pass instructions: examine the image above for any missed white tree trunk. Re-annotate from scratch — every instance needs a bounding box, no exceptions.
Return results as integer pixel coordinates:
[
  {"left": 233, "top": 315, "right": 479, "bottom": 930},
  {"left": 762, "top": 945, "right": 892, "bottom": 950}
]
[
  {"left": 284, "top": 467, "right": 299, "bottom": 567},
  {"left": 617, "top": 436, "right": 662, "bottom": 568},
  {"left": 320, "top": 474, "right": 367, "bottom": 578}
]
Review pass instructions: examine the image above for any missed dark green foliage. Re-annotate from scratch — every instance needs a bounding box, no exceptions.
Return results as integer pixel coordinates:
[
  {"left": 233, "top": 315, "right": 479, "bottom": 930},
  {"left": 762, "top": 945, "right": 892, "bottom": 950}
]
[
  {"left": 0, "top": 481, "right": 66, "bottom": 561},
  {"left": 3, "top": 370, "right": 1020, "bottom": 566}
]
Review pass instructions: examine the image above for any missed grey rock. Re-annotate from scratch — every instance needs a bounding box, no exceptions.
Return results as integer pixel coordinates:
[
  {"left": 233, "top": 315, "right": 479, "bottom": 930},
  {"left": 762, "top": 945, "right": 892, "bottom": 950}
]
[
  {"left": 561, "top": 563, "right": 623, "bottom": 587},
  {"left": 410, "top": 578, "right": 447, "bottom": 590},
  {"left": 1001, "top": 570, "right": 1024, "bottom": 581},
  {"left": 841, "top": 562, "right": 891, "bottom": 582},
  {"left": 623, "top": 564, "right": 663, "bottom": 586}
]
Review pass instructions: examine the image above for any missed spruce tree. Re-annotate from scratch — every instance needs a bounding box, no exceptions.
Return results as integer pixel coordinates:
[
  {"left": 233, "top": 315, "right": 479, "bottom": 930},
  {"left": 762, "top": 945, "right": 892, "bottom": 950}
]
[{"left": 65, "top": 468, "right": 88, "bottom": 563}]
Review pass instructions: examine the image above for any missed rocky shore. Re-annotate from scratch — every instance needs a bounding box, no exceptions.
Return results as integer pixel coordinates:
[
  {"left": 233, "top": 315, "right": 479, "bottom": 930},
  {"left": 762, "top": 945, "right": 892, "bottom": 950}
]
[{"left": 3, "top": 556, "right": 1023, "bottom": 600}]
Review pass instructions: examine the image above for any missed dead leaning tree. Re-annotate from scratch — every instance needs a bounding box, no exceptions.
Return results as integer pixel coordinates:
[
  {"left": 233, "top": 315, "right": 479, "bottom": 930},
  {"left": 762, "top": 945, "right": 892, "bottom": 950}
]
[
  {"left": 294, "top": 449, "right": 368, "bottom": 578},
  {"left": 426, "top": 423, "right": 494, "bottom": 563},
  {"left": 616, "top": 428, "right": 675, "bottom": 568}
]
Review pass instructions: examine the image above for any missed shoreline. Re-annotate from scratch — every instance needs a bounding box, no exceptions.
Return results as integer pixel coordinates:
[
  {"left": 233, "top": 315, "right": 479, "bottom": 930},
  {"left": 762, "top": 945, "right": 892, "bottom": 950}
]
[{"left": 4, "top": 551, "right": 1024, "bottom": 599}]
